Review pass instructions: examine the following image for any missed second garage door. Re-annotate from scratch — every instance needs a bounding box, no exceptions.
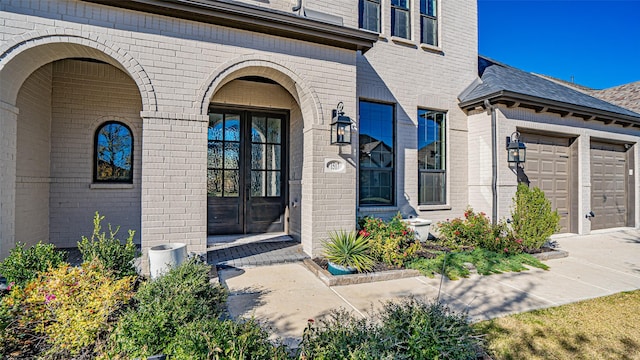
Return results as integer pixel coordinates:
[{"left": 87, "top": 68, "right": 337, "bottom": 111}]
[
  {"left": 520, "top": 132, "right": 572, "bottom": 233},
  {"left": 590, "top": 142, "right": 628, "bottom": 230}
]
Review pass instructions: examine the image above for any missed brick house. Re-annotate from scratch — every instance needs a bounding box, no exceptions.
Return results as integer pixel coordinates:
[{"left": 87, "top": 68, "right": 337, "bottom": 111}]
[{"left": 0, "top": 0, "right": 638, "bottom": 272}]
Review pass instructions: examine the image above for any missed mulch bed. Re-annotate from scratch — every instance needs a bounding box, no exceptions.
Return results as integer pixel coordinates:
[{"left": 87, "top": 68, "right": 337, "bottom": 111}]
[{"left": 314, "top": 243, "right": 559, "bottom": 273}]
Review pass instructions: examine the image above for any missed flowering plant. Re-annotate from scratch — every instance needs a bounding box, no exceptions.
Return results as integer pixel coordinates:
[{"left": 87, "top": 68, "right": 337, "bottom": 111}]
[{"left": 359, "top": 213, "right": 420, "bottom": 267}]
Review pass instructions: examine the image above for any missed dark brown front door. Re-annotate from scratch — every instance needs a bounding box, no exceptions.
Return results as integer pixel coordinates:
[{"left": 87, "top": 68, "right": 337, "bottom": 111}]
[{"left": 207, "top": 107, "right": 287, "bottom": 235}]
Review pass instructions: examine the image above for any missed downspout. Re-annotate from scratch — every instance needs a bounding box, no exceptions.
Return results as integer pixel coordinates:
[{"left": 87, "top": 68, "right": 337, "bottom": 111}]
[
  {"left": 484, "top": 99, "right": 498, "bottom": 225},
  {"left": 292, "top": 0, "right": 302, "bottom": 12}
]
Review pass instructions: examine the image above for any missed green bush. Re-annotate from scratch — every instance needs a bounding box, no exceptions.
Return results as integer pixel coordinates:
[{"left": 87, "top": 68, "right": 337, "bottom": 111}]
[
  {"left": 436, "top": 208, "right": 492, "bottom": 251},
  {"left": 109, "top": 257, "right": 228, "bottom": 358},
  {"left": 0, "top": 262, "right": 135, "bottom": 359},
  {"left": 166, "top": 318, "right": 291, "bottom": 359},
  {"left": 323, "top": 230, "right": 374, "bottom": 272},
  {"left": 0, "top": 242, "right": 66, "bottom": 287},
  {"left": 475, "top": 219, "right": 525, "bottom": 255},
  {"left": 511, "top": 183, "right": 560, "bottom": 250},
  {"left": 359, "top": 213, "right": 421, "bottom": 267},
  {"left": 78, "top": 212, "right": 138, "bottom": 278},
  {"left": 299, "top": 299, "right": 482, "bottom": 359}
]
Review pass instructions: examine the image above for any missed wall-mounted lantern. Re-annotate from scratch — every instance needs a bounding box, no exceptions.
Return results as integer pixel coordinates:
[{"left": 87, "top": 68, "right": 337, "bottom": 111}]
[
  {"left": 506, "top": 131, "right": 526, "bottom": 164},
  {"left": 331, "top": 102, "right": 352, "bottom": 145}
]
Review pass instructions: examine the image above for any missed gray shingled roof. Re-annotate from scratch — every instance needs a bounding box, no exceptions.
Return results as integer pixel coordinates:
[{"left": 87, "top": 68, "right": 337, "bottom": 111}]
[
  {"left": 460, "top": 56, "right": 640, "bottom": 119},
  {"left": 590, "top": 81, "right": 640, "bottom": 114}
]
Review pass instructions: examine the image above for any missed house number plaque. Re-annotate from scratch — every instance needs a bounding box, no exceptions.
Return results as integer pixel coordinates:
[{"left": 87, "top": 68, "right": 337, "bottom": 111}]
[{"left": 324, "top": 158, "right": 346, "bottom": 173}]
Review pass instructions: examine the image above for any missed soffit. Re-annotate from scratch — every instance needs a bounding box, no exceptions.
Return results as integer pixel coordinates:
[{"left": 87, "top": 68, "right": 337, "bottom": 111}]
[{"left": 82, "top": 0, "right": 378, "bottom": 52}]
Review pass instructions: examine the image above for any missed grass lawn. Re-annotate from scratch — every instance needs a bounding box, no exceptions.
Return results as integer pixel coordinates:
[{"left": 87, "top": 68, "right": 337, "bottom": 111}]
[
  {"left": 407, "top": 248, "right": 549, "bottom": 280},
  {"left": 474, "top": 290, "right": 640, "bottom": 360}
]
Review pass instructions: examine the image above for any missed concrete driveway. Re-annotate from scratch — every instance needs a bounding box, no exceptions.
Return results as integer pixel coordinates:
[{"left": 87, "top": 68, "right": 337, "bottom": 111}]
[{"left": 218, "top": 229, "right": 640, "bottom": 346}]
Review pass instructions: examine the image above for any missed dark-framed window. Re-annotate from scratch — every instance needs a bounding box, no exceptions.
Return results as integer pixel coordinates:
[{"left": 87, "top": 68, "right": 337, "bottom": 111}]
[
  {"left": 418, "top": 109, "right": 446, "bottom": 205},
  {"left": 359, "top": 101, "right": 395, "bottom": 206},
  {"left": 359, "top": 0, "right": 381, "bottom": 33},
  {"left": 94, "top": 121, "right": 133, "bottom": 182},
  {"left": 391, "top": 0, "right": 410, "bottom": 39},
  {"left": 420, "top": 0, "right": 438, "bottom": 46}
]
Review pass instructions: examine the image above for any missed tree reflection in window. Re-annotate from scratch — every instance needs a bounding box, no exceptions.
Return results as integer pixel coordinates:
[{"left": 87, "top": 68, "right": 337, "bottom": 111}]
[{"left": 94, "top": 122, "right": 133, "bottom": 182}]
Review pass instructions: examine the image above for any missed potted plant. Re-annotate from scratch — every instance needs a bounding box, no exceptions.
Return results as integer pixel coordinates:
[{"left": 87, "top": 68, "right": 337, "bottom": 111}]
[{"left": 323, "top": 230, "right": 374, "bottom": 275}]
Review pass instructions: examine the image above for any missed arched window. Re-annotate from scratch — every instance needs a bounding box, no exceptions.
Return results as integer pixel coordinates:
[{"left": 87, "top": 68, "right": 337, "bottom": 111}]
[{"left": 94, "top": 121, "right": 133, "bottom": 182}]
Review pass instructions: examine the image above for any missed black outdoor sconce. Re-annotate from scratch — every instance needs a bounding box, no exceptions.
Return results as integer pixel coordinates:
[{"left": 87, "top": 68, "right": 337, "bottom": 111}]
[
  {"left": 506, "top": 131, "right": 526, "bottom": 164},
  {"left": 331, "top": 102, "right": 352, "bottom": 145}
]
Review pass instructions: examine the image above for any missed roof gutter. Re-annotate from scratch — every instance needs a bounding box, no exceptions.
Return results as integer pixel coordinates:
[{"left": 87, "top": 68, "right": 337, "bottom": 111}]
[
  {"left": 82, "top": 0, "right": 378, "bottom": 53},
  {"left": 460, "top": 90, "right": 640, "bottom": 126}
]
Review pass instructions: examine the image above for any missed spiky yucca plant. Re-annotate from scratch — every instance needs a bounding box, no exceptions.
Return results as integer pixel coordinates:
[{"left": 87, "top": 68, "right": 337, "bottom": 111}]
[{"left": 323, "top": 230, "right": 374, "bottom": 272}]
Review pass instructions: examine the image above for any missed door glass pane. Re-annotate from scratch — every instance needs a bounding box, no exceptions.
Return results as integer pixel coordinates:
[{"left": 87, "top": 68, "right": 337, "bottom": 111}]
[
  {"left": 252, "top": 144, "right": 266, "bottom": 170},
  {"left": 266, "top": 145, "right": 281, "bottom": 170},
  {"left": 251, "top": 171, "right": 265, "bottom": 196},
  {"left": 224, "top": 115, "right": 240, "bottom": 141},
  {"left": 208, "top": 114, "right": 223, "bottom": 141},
  {"left": 224, "top": 170, "right": 239, "bottom": 197},
  {"left": 267, "top": 117, "right": 281, "bottom": 144},
  {"left": 252, "top": 116, "right": 267, "bottom": 143},
  {"left": 224, "top": 142, "right": 240, "bottom": 169},
  {"left": 266, "top": 171, "right": 281, "bottom": 197},
  {"left": 208, "top": 170, "right": 222, "bottom": 197},
  {"left": 207, "top": 141, "right": 223, "bottom": 168}
]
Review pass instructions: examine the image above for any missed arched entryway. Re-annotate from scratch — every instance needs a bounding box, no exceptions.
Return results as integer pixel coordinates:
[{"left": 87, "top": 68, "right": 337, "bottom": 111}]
[
  {"left": 198, "top": 58, "right": 322, "bottom": 252},
  {"left": 0, "top": 32, "right": 153, "bottom": 256}
]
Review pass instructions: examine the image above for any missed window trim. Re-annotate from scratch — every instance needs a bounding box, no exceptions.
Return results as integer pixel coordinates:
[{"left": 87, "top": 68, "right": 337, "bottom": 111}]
[
  {"left": 420, "top": 0, "right": 438, "bottom": 46},
  {"left": 417, "top": 109, "right": 446, "bottom": 206},
  {"left": 391, "top": 0, "right": 411, "bottom": 40},
  {"left": 358, "top": 100, "right": 396, "bottom": 207},
  {"left": 359, "top": 0, "right": 381, "bottom": 33},
  {"left": 93, "top": 121, "right": 134, "bottom": 183}
]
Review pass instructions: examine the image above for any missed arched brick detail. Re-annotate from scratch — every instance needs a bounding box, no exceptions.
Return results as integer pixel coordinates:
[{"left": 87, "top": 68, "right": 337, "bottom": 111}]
[
  {"left": 196, "top": 55, "right": 323, "bottom": 128},
  {"left": 0, "top": 29, "right": 156, "bottom": 111}
]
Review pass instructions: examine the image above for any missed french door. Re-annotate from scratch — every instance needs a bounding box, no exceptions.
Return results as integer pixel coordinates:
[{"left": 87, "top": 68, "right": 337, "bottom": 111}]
[{"left": 207, "top": 107, "right": 287, "bottom": 234}]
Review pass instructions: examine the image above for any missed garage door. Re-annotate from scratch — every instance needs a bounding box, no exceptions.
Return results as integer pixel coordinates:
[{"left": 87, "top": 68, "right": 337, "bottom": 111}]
[
  {"left": 520, "top": 133, "right": 571, "bottom": 233},
  {"left": 590, "top": 142, "right": 627, "bottom": 230}
]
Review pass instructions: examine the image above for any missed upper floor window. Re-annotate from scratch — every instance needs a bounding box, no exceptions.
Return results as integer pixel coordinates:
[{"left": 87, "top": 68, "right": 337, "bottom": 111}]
[
  {"left": 420, "top": 0, "right": 438, "bottom": 46},
  {"left": 360, "top": 0, "right": 381, "bottom": 33},
  {"left": 418, "top": 109, "right": 446, "bottom": 205},
  {"left": 94, "top": 121, "right": 133, "bottom": 182},
  {"left": 391, "top": 0, "right": 411, "bottom": 39},
  {"left": 359, "top": 101, "right": 395, "bottom": 206}
]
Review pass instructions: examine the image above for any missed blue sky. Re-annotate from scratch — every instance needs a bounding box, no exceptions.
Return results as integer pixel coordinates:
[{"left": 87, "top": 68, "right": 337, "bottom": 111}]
[{"left": 478, "top": 0, "right": 640, "bottom": 89}]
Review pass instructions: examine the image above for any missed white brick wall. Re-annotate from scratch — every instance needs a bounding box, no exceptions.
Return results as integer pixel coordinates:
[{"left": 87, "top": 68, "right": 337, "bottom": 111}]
[
  {"left": 0, "top": 0, "right": 474, "bottom": 261},
  {"left": 356, "top": 0, "right": 478, "bottom": 225},
  {"left": 15, "top": 63, "right": 52, "bottom": 247},
  {"left": 48, "top": 59, "right": 142, "bottom": 248}
]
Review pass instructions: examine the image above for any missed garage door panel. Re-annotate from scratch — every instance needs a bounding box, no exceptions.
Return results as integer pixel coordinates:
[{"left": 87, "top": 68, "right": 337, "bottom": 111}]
[
  {"left": 590, "top": 146, "right": 627, "bottom": 230},
  {"left": 520, "top": 133, "right": 572, "bottom": 233}
]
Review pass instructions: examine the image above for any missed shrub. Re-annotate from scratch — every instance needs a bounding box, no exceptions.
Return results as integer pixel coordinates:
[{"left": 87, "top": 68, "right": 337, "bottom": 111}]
[
  {"left": 359, "top": 213, "right": 421, "bottom": 267},
  {"left": 166, "top": 318, "right": 291, "bottom": 359},
  {"left": 299, "top": 299, "right": 482, "bottom": 359},
  {"left": 323, "top": 230, "right": 374, "bottom": 272},
  {"left": 0, "top": 261, "right": 135, "bottom": 358},
  {"left": 109, "top": 257, "right": 228, "bottom": 358},
  {"left": 0, "top": 242, "right": 66, "bottom": 288},
  {"left": 437, "top": 208, "right": 493, "bottom": 251},
  {"left": 475, "top": 219, "right": 525, "bottom": 255},
  {"left": 511, "top": 183, "right": 560, "bottom": 250},
  {"left": 78, "top": 212, "right": 138, "bottom": 278},
  {"left": 377, "top": 299, "right": 481, "bottom": 359}
]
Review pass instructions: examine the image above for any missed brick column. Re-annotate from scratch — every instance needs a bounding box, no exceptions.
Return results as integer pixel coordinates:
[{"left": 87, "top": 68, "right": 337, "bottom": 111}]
[
  {"left": 140, "top": 111, "right": 208, "bottom": 274},
  {"left": 301, "top": 124, "right": 358, "bottom": 258},
  {"left": 0, "top": 101, "right": 18, "bottom": 259}
]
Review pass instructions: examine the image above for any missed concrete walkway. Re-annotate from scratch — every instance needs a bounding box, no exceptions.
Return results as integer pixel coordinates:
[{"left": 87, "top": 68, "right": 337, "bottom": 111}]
[{"left": 218, "top": 229, "right": 640, "bottom": 346}]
